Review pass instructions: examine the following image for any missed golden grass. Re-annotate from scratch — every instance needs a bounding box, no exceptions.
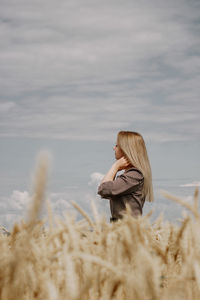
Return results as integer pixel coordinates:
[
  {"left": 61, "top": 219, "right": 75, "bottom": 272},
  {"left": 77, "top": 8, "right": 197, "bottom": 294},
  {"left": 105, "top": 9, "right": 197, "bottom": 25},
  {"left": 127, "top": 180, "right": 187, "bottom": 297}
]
[{"left": 0, "top": 154, "right": 199, "bottom": 300}]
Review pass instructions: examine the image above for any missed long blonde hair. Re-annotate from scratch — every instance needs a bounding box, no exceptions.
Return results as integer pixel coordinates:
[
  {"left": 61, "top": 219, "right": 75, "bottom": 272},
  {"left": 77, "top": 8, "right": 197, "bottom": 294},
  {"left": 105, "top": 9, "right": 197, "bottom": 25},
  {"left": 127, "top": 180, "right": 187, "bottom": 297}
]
[{"left": 117, "top": 131, "right": 154, "bottom": 202}]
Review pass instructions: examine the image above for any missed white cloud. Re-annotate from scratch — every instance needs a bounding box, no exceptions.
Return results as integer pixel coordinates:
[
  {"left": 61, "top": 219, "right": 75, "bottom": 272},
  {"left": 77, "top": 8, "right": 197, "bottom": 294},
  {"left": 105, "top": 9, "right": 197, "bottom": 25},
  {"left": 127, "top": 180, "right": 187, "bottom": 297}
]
[
  {"left": 180, "top": 182, "right": 200, "bottom": 187},
  {"left": 88, "top": 172, "right": 104, "bottom": 186},
  {"left": 183, "top": 195, "right": 194, "bottom": 203},
  {"left": 0, "top": 102, "right": 15, "bottom": 113},
  {"left": 0, "top": 180, "right": 196, "bottom": 229},
  {"left": 0, "top": 190, "right": 31, "bottom": 228},
  {"left": 9, "top": 190, "right": 31, "bottom": 210},
  {"left": 0, "top": 187, "right": 103, "bottom": 228},
  {"left": 0, "top": 190, "right": 31, "bottom": 213},
  {"left": 0, "top": 0, "right": 199, "bottom": 142}
]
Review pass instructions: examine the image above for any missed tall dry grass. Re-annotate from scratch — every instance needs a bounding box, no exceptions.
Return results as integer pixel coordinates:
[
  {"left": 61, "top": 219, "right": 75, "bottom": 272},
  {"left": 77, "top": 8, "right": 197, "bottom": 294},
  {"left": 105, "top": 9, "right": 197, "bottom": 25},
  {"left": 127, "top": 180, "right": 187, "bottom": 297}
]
[{"left": 0, "top": 154, "right": 199, "bottom": 300}]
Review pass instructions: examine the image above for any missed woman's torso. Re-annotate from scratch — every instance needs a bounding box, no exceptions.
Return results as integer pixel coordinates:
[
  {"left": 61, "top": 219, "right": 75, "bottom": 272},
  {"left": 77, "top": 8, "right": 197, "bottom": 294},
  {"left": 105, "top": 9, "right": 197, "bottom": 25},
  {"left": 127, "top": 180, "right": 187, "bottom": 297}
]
[{"left": 98, "top": 167, "right": 145, "bottom": 220}]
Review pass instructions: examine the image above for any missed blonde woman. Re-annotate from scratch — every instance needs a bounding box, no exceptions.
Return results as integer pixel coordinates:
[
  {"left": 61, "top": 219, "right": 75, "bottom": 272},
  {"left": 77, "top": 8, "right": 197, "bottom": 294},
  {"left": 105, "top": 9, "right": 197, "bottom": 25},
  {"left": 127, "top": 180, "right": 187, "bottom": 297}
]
[{"left": 98, "top": 131, "right": 154, "bottom": 222}]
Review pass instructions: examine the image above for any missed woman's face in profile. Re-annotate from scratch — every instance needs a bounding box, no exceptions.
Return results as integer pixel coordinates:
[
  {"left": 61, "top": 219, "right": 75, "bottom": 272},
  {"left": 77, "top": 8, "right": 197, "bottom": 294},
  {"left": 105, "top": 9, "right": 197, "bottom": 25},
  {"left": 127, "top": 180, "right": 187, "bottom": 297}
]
[{"left": 113, "top": 143, "right": 124, "bottom": 160}]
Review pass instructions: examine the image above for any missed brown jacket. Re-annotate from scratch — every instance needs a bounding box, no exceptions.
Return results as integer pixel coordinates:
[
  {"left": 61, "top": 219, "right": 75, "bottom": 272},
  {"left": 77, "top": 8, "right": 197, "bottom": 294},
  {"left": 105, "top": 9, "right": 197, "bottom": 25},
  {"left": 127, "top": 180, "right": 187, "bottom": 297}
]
[{"left": 98, "top": 167, "right": 145, "bottom": 219}]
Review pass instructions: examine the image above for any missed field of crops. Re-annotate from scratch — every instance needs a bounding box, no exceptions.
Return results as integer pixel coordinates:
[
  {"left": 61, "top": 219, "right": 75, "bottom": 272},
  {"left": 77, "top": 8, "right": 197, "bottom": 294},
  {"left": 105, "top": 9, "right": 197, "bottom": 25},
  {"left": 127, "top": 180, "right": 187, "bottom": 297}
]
[{"left": 0, "top": 156, "right": 199, "bottom": 300}]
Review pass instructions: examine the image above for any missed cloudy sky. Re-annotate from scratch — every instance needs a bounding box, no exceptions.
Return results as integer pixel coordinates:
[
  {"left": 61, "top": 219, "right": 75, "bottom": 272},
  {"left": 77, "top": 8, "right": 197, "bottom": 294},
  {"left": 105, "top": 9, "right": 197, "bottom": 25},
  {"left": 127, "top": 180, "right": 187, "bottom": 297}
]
[{"left": 0, "top": 0, "right": 200, "bottom": 228}]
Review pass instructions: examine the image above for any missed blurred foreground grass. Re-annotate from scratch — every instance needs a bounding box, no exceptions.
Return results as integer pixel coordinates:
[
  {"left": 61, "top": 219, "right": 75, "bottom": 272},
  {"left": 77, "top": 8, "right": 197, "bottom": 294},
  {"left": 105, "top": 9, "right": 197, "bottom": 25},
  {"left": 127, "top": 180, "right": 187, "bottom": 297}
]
[{"left": 0, "top": 154, "right": 199, "bottom": 300}]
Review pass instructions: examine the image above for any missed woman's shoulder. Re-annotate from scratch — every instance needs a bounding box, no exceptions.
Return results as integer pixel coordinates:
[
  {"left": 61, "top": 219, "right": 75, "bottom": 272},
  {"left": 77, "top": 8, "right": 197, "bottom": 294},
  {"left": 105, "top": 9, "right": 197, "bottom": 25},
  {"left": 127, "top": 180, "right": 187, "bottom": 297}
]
[{"left": 123, "top": 167, "right": 144, "bottom": 180}]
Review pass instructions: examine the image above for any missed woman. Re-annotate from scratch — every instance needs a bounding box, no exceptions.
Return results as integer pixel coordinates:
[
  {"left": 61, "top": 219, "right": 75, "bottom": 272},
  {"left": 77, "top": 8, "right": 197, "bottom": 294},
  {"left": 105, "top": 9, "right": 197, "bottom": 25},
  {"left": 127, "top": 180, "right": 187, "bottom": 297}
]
[{"left": 98, "top": 131, "right": 154, "bottom": 222}]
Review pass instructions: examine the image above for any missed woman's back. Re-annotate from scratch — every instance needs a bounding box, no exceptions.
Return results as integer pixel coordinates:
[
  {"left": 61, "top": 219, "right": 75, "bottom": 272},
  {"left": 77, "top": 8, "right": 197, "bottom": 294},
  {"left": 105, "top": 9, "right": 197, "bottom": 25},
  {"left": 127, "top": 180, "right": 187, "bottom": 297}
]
[{"left": 98, "top": 167, "right": 145, "bottom": 219}]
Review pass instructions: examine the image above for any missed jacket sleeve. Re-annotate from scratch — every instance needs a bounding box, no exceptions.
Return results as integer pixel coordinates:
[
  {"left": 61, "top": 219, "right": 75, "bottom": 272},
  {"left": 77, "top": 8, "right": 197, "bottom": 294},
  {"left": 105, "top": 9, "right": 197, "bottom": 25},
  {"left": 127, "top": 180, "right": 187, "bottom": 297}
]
[{"left": 98, "top": 170, "right": 143, "bottom": 198}]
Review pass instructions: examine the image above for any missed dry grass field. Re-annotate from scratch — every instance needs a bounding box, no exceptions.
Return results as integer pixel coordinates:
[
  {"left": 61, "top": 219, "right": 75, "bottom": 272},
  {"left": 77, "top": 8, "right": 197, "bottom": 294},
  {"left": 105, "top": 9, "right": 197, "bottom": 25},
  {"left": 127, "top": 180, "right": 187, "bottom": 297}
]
[{"left": 0, "top": 155, "right": 199, "bottom": 300}]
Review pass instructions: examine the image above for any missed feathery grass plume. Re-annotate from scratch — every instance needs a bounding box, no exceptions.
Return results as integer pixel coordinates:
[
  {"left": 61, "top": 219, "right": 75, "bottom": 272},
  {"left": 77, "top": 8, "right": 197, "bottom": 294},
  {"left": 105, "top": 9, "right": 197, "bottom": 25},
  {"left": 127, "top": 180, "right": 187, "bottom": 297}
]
[
  {"left": 90, "top": 199, "right": 101, "bottom": 232},
  {"left": 173, "top": 216, "right": 190, "bottom": 263},
  {"left": 1, "top": 154, "right": 200, "bottom": 300},
  {"left": 193, "top": 187, "right": 199, "bottom": 212},
  {"left": 46, "top": 198, "right": 54, "bottom": 233},
  {"left": 71, "top": 201, "right": 94, "bottom": 228},
  {"left": 64, "top": 213, "right": 80, "bottom": 252},
  {"left": 27, "top": 151, "right": 50, "bottom": 228},
  {"left": 64, "top": 254, "right": 80, "bottom": 299},
  {"left": 161, "top": 189, "right": 200, "bottom": 219}
]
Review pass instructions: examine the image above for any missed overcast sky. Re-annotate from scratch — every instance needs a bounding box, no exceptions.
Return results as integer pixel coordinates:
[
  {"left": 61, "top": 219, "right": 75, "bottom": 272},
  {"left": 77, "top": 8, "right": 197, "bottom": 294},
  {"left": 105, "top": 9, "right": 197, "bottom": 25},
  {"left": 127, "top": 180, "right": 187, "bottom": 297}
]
[{"left": 0, "top": 0, "right": 200, "bottom": 228}]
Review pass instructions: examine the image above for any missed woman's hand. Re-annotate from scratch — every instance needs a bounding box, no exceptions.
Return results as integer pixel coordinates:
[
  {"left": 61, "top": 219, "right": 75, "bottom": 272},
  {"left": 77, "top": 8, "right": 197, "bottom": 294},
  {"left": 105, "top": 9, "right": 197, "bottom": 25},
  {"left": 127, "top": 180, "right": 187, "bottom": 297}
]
[
  {"left": 115, "top": 156, "right": 131, "bottom": 171},
  {"left": 100, "top": 156, "right": 131, "bottom": 184}
]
